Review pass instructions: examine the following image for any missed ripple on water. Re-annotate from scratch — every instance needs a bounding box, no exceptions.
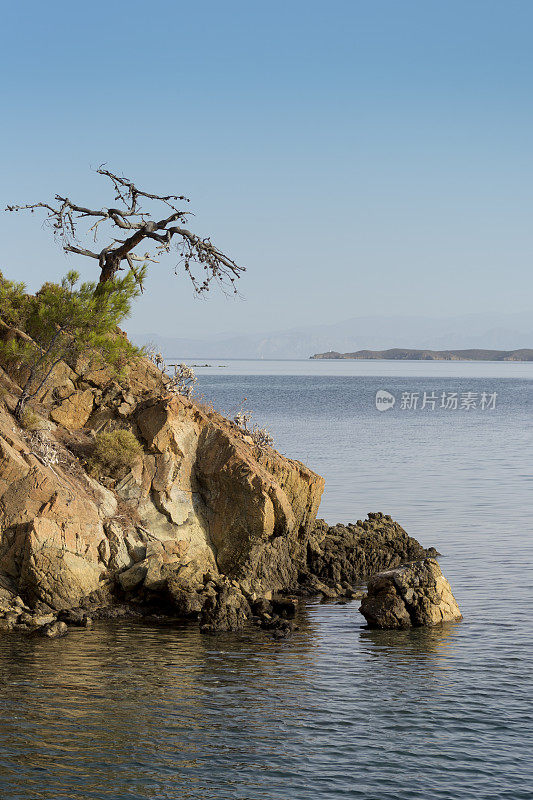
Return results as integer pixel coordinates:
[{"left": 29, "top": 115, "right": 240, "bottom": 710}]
[
  {"left": 1, "top": 371, "right": 532, "bottom": 799},
  {"left": 0, "top": 604, "right": 531, "bottom": 800}
]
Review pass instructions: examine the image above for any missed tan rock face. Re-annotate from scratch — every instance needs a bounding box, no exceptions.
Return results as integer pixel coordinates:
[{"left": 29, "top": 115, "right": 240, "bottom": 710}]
[
  {"left": 359, "top": 558, "right": 462, "bottom": 629},
  {"left": 0, "top": 347, "right": 325, "bottom": 610},
  {"left": 137, "top": 396, "right": 324, "bottom": 593},
  {"left": 50, "top": 388, "right": 95, "bottom": 429},
  {"left": 0, "top": 408, "right": 108, "bottom": 608},
  {"left": 37, "top": 361, "right": 77, "bottom": 405}
]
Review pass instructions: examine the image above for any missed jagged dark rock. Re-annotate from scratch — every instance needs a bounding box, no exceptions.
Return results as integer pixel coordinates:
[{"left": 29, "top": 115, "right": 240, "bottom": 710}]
[
  {"left": 305, "top": 513, "right": 438, "bottom": 590},
  {"left": 199, "top": 580, "right": 251, "bottom": 634},
  {"left": 57, "top": 608, "right": 93, "bottom": 627}
]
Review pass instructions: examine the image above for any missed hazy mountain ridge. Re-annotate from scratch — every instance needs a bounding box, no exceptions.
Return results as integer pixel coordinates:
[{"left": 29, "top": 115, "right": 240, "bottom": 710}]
[{"left": 136, "top": 311, "right": 533, "bottom": 359}]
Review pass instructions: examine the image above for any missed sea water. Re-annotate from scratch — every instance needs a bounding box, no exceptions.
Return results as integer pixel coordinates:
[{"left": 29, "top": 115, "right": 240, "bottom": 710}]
[{"left": 1, "top": 360, "right": 531, "bottom": 799}]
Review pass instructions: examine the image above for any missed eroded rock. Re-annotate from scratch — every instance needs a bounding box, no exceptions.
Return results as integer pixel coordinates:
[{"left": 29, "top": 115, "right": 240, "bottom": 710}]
[
  {"left": 359, "top": 558, "right": 462, "bottom": 629},
  {"left": 58, "top": 608, "right": 93, "bottom": 627},
  {"left": 50, "top": 388, "right": 95, "bottom": 429},
  {"left": 199, "top": 580, "right": 251, "bottom": 634},
  {"left": 307, "top": 513, "right": 437, "bottom": 588},
  {"left": 38, "top": 620, "right": 68, "bottom": 638},
  {"left": 0, "top": 339, "right": 447, "bottom": 641}
]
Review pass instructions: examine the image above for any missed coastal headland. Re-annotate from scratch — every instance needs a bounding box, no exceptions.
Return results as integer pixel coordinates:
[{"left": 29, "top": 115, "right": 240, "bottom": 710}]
[
  {"left": 1, "top": 321, "right": 456, "bottom": 638},
  {"left": 311, "top": 348, "right": 533, "bottom": 361}
]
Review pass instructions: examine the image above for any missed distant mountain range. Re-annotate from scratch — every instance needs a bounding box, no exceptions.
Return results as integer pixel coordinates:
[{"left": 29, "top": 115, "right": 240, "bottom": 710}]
[
  {"left": 311, "top": 348, "right": 533, "bottom": 361},
  {"left": 136, "top": 311, "right": 532, "bottom": 360}
]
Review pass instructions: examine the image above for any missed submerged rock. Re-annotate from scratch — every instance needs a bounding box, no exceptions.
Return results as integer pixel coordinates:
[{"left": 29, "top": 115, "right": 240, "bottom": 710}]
[
  {"left": 38, "top": 620, "right": 68, "bottom": 638},
  {"left": 359, "top": 558, "right": 462, "bottom": 629},
  {"left": 0, "top": 617, "right": 16, "bottom": 632},
  {"left": 57, "top": 608, "right": 92, "bottom": 627}
]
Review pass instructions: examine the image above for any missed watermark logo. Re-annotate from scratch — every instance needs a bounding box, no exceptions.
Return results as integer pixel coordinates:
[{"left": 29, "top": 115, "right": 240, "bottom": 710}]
[
  {"left": 375, "top": 390, "right": 396, "bottom": 412},
  {"left": 375, "top": 388, "right": 498, "bottom": 412}
]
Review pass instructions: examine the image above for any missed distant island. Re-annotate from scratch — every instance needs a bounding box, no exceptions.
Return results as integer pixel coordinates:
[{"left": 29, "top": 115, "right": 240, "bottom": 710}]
[{"left": 310, "top": 348, "right": 533, "bottom": 361}]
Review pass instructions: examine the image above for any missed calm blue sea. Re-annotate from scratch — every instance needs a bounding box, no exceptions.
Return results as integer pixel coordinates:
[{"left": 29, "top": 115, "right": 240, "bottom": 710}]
[{"left": 0, "top": 360, "right": 531, "bottom": 800}]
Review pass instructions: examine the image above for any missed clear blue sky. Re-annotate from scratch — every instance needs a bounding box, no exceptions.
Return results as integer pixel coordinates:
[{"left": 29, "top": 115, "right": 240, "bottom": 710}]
[{"left": 1, "top": 0, "right": 532, "bottom": 339}]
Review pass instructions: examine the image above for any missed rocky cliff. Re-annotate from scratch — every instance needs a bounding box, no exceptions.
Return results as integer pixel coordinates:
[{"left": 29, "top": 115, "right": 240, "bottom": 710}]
[
  {"left": 0, "top": 338, "right": 438, "bottom": 636},
  {"left": 0, "top": 341, "right": 324, "bottom": 597}
]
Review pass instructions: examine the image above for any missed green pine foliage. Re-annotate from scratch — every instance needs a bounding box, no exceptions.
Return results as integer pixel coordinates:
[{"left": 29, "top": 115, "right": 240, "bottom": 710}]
[
  {"left": 0, "top": 267, "right": 145, "bottom": 419},
  {"left": 0, "top": 272, "right": 29, "bottom": 329}
]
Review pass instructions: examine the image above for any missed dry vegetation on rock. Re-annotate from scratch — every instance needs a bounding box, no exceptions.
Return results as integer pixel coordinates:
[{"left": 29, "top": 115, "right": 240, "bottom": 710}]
[{"left": 89, "top": 429, "right": 143, "bottom": 479}]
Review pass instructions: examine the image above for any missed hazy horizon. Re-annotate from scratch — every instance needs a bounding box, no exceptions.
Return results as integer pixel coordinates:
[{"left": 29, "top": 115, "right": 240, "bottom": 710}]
[{"left": 136, "top": 309, "right": 533, "bottom": 359}]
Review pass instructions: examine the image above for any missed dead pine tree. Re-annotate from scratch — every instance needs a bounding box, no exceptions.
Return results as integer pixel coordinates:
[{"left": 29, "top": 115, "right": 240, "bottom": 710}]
[{"left": 5, "top": 167, "right": 245, "bottom": 293}]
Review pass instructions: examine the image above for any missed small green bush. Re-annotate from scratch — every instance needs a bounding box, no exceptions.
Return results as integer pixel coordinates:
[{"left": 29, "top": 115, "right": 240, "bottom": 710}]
[
  {"left": 20, "top": 409, "right": 46, "bottom": 431},
  {"left": 90, "top": 429, "right": 142, "bottom": 478}
]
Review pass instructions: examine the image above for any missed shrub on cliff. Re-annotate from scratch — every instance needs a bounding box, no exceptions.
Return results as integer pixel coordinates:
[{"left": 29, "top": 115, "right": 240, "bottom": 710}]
[
  {"left": 0, "top": 270, "right": 29, "bottom": 329},
  {"left": 146, "top": 351, "right": 198, "bottom": 398},
  {"left": 233, "top": 406, "right": 274, "bottom": 449},
  {"left": 0, "top": 268, "right": 143, "bottom": 420},
  {"left": 19, "top": 409, "right": 47, "bottom": 432},
  {"left": 89, "top": 429, "right": 142, "bottom": 478}
]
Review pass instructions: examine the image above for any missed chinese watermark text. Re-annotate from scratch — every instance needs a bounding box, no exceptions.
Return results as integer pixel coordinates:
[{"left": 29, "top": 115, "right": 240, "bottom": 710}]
[{"left": 375, "top": 389, "right": 497, "bottom": 412}]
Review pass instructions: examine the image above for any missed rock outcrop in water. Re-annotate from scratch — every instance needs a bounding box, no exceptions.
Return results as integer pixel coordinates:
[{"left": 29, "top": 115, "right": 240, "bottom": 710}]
[
  {"left": 359, "top": 558, "right": 462, "bottom": 629},
  {"left": 0, "top": 329, "right": 444, "bottom": 638},
  {"left": 306, "top": 515, "right": 438, "bottom": 589}
]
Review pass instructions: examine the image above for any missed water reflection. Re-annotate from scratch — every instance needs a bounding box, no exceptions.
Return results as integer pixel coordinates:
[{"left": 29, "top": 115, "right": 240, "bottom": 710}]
[
  {"left": 359, "top": 620, "right": 462, "bottom": 667},
  {"left": 0, "top": 599, "right": 531, "bottom": 800},
  {"left": 0, "top": 618, "right": 320, "bottom": 800}
]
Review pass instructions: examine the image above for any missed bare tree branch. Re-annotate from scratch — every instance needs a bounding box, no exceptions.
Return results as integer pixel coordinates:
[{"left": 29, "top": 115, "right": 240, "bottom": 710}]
[
  {"left": 5, "top": 168, "right": 245, "bottom": 293},
  {"left": 65, "top": 245, "right": 100, "bottom": 260},
  {"left": 96, "top": 166, "right": 189, "bottom": 213}
]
